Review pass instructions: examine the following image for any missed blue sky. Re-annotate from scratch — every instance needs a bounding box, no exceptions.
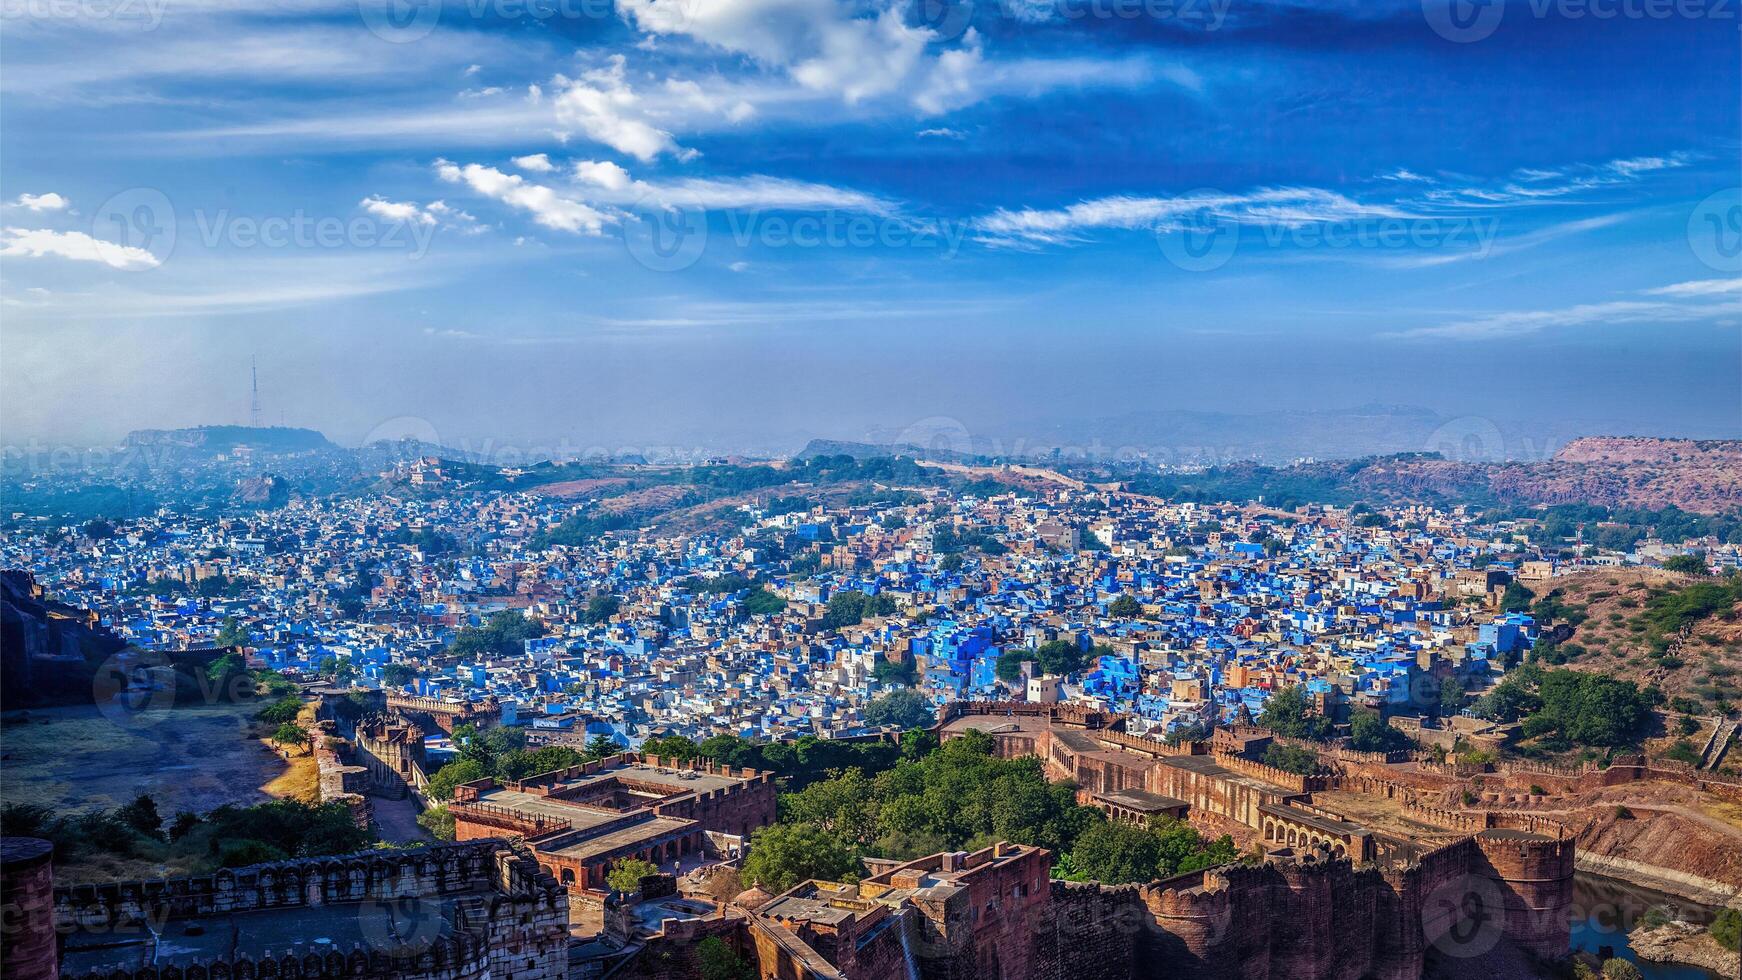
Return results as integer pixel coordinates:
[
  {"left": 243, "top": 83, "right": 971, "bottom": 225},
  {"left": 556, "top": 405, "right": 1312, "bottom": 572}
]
[{"left": 2, "top": 0, "right": 1738, "bottom": 452}]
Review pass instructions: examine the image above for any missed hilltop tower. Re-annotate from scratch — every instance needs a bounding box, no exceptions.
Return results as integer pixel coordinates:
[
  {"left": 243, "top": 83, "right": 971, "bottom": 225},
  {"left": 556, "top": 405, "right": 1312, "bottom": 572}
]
[{"left": 249, "top": 355, "right": 262, "bottom": 428}]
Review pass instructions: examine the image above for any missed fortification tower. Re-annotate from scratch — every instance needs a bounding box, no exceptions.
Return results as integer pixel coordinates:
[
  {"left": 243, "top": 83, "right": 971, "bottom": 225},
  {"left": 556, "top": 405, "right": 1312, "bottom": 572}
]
[
  {"left": 1472, "top": 829, "right": 1575, "bottom": 959},
  {"left": 2, "top": 838, "right": 58, "bottom": 980}
]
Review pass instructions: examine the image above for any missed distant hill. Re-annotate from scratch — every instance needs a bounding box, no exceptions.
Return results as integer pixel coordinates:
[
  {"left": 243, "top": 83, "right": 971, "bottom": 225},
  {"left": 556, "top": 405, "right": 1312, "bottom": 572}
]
[
  {"left": 1112, "top": 437, "right": 1742, "bottom": 514},
  {"left": 1389, "top": 437, "right": 1742, "bottom": 514},
  {"left": 122, "top": 425, "right": 335, "bottom": 455},
  {"left": 794, "top": 438, "right": 984, "bottom": 465}
]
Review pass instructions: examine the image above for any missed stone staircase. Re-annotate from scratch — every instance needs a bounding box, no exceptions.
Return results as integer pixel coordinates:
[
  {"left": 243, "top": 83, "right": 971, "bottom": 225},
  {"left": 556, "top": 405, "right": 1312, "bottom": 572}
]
[{"left": 1700, "top": 716, "right": 1738, "bottom": 771}]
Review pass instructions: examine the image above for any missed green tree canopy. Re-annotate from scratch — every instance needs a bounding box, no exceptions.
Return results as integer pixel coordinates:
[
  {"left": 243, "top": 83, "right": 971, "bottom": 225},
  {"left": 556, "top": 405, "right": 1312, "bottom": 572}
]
[
  {"left": 606, "top": 858, "right": 662, "bottom": 893},
  {"left": 1257, "top": 686, "right": 1334, "bottom": 741},
  {"left": 1108, "top": 594, "right": 1143, "bottom": 618},
  {"left": 741, "top": 823, "right": 860, "bottom": 893},
  {"left": 864, "top": 689, "right": 934, "bottom": 730}
]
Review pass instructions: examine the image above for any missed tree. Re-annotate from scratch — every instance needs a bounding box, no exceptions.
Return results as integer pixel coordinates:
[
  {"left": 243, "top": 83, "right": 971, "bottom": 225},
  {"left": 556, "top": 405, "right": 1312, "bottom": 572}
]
[
  {"left": 742, "top": 587, "right": 787, "bottom": 616},
  {"left": 1258, "top": 686, "right": 1333, "bottom": 741},
  {"left": 206, "top": 651, "right": 247, "bottom": 683},
  {"left": 584, "top": 593, "right": 622, "bottom": 624},
  {"left": 1710, "top": 907, "right": 1741, "bottom": 952},
  {"left": 1164, "top": 723, "right": 1208, "bottom": 746},
  {"left": 821, "top": 590, "right": 897, "bottom": 630},
  {"left": 1500, "top": 581, "right": 1535, "bottom": 614},
  {"left": 1066, "top": 821, "right": 1161, "bottom": 885},
  {"left": 741, "top": 824, "right": 859, "bottom": 893},
  {"left": 114, "top": 794, "right": 165, "bottom": 841},
  {"left": 864, "top": 689, "right": 934, "bottom": 730},
  {"left": 271, "top": 722, "right": 311, "bottom": 755},
  {"left": 381, "top": 663, "right": 417, "bottom": 688},
  {"left": 1262, "top": 743, "right": 1321, "bottom": 775},
  {"left": 416, "top": 806, "right": 456, "bottom": 841},
  {"left": 1600, "top": 960, "right": 1644, "bottom": 980},
  {"left": 606, "top": 858, "right": 661, "bottom": 893},
  {"left": 215, "top": 616, "right": 250, "bottom": 647},
  {"left": 873, "top": 656, "right": 918, "bottom": 685},
  {"left": 1438, "top": 678, "right": 1466, "bottom": 716},
  {"left": 1108, "top": 594, "right": 1143, "bottom": 618},
  {"left": 425, "top": 760, "right": 486, "bottom": 801},
  {"left": 1349, "top": 710, "right": 1412, "bottom": 754},
  {"left": 1033, "top": 640, "right": 1089, "bottom": 676},
  {"left": 995, "top": 650, "right": 1033, "bottom": 684},
  {"left": 256, "top": 696, "right": 303, "bottom": 725},
  {"left": 585, "top": 734, "right": 623, "bottom": 759},
  {"left": 1661, "top": 553, "right": 1708, "bottom": 575},
  {"left": 641, "top": 735, "right": 700, "bottom": 760},
  {"left": 695, "top": 936, "right": 752, "bottom": 980},
  {"left": 450, "top": 610, "right": 545, "bottom": 660}
]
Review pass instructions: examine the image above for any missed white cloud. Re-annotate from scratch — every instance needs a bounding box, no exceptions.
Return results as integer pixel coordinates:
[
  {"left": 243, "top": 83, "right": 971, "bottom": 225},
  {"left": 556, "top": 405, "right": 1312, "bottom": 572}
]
[
  {"left": 574, "top": 160, "right": 635, "bottom": 191},
  {"left": 614, "top": 0, "right": 989, "bottom": 113},
  {"left": 552, "top": 56, "right": 683, "bottom": 162},
  {"left": 442, "top": 155, "right": 894, "bottom": 236},
  {"left": 917, "top": 127, "right": 966, "bottom": 139},
  {"left": 12, "top": 192, "right": 70, "bottom": 212},
  {"left": 359, "top": 195, "right": 437, "bottom": 226},
  {"left": 569, "top": 159, "right": 894, "bottom": 212},
  {"left": 512, "top": 153, "right": 556, "bottom": 173},
  {"left": 1643, "top": 278, "right": 1742, "bottom": 298},
  {"left": 435, "top": 161, "right": 611, "bottom": 235},
  {"left": 977, "top": 187, "right": 1408, "bottom": 245},
  {"left": 0, "top": 227, "right": 160, "bottom": 270}
]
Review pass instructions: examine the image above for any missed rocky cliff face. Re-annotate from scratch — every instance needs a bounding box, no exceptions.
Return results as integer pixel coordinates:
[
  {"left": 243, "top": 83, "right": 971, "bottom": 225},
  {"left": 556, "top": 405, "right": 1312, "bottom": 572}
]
[
  {"left": 1350, "top": 438, "right": 1742, "bottom": 513},
  {"left": 0, "top": 570, "right": 126, "bottom": 709}
]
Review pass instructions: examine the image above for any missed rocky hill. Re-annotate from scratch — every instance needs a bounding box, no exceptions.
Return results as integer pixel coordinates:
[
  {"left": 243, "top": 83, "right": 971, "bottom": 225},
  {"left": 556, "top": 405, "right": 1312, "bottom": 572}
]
[
  {"left": 1117, "top": 437, "right": 1742, "bottom": 514},
  {"left": 122, "top": 425, "right": 335, "bottom": 455}
]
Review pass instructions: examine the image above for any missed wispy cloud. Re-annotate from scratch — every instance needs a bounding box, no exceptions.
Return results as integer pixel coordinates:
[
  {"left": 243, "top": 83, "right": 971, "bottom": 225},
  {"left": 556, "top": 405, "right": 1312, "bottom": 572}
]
[
  {"left": 1415, "top": 152, "right": 1696, "bottom": 208},
  {"left": 976, "top": 187, "right": 1410, "bottom": 246},
  {"left": 1644, "top": 278, "right": 1742, "bottom": 298},
  {"left": 434, "top": 155, "right": 897, "bottom": 236},
  {"left": 1390, "top": 283, "right": 1741, "bottom": 340}
]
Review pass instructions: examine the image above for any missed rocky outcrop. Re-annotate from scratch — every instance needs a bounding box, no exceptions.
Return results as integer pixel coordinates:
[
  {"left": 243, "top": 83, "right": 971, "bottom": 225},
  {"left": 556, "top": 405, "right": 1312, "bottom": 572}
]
[
  {"left": 234, "top": 473, "right": 291, "bottom": 507},
  {"left": 1629, "top": 922, "right": 1742, "bottom": 979},
  {"left": 0, "top": 571, "right": 125, "bottom": 709}
]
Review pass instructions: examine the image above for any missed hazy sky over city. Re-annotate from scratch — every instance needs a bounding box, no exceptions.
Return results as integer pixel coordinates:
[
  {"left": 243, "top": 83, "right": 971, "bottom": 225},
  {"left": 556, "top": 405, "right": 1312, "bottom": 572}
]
[{"left": 2, "top": 0, "right": 1738, "bottom": 453}]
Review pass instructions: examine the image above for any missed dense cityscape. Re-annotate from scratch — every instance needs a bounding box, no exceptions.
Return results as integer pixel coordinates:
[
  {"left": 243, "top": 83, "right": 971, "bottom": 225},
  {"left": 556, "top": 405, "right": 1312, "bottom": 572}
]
[{"left": 3, "top": 436, "right": 1741, "bottom": 980}]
